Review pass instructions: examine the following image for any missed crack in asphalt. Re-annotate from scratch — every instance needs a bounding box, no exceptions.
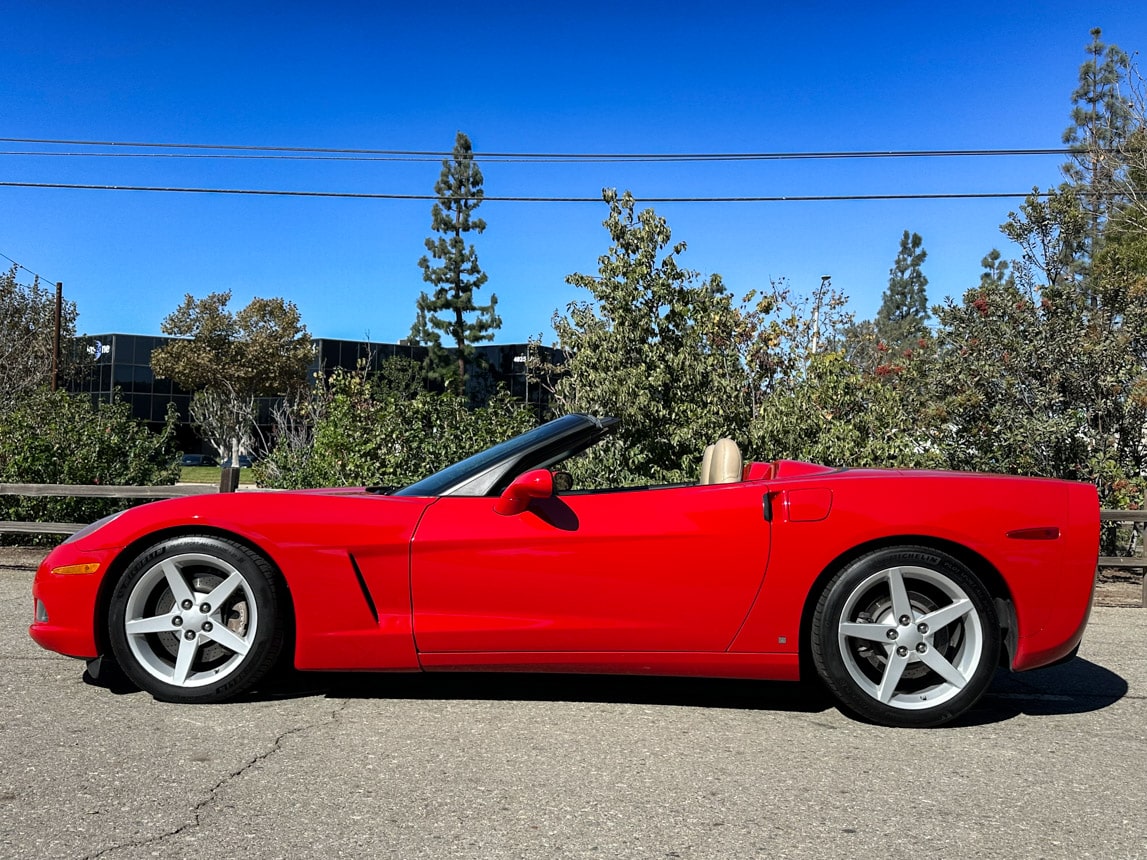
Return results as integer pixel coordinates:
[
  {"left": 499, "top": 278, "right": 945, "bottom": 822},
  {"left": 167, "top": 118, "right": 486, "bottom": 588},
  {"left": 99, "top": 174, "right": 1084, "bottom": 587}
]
[{"left": 81, "top": 698, "right": 350, "bottom": 860}]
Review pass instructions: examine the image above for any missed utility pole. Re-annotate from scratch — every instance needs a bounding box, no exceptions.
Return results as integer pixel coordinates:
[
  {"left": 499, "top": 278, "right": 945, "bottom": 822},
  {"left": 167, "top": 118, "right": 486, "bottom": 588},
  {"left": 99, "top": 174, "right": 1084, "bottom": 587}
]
[
  {"left": 810, "top": 275, "right": 831, "bottom": 357},
  {"left": 51, "top": 282, "right": 62, "bottom": 392}
]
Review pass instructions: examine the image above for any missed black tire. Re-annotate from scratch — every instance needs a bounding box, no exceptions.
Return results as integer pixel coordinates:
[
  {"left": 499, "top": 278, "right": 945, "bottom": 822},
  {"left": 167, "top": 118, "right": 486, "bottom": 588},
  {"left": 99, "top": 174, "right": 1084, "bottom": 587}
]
[
  {"left": 107, "top": 535, "right": 284, "bottom": 703},
  {"left": 811, "top": 546, "right": 1000, "bottom": 728}
]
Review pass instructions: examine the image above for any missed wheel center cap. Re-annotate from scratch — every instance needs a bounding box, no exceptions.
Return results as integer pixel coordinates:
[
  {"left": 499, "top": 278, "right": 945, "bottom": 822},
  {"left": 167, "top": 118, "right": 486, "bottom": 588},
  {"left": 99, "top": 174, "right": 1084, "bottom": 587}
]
[
  {"left": 896, "top": 624, "right": 924, "bottom": 650},
  {"left": 182, "top": 602, "right": 213, "bottom": 634}
]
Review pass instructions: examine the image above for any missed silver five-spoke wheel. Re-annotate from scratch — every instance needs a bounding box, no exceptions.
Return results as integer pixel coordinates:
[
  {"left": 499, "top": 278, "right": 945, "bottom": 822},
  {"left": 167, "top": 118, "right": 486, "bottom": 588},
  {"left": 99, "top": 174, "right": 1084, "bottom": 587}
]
[
  {"left": 812, "top": 547, "right": 1000, "bottom": 728},
  {"left": 108, "top": 536, "right": 284, "bottom": 703}
]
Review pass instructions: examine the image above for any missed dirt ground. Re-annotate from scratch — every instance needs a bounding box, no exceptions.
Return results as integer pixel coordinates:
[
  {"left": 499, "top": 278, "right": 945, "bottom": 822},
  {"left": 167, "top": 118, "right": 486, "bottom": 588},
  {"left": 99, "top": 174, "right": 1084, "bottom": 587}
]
[
  {"left": 4, "top": 547, "right": 1141, "bottom": 606},
  {"left": 0, "top": 547, "right": 50, "bottom": 570},
  {"left": 1094, "top": 567, "right": 1146, "bottom": 607}
]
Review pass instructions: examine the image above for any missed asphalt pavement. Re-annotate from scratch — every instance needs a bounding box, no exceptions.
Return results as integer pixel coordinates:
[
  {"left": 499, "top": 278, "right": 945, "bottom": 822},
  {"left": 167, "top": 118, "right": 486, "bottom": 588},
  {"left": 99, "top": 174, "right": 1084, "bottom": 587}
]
[{"left": 1, "top": 563, "right": 1144, "bottom": 859}]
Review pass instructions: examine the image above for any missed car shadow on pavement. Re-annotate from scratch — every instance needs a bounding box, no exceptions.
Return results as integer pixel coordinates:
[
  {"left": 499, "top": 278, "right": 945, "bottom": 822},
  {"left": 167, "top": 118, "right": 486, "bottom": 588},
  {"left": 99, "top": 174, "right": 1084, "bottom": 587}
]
[
  {"left": 261, "top": 670, "right": 839, "bottom": 715},
  {"left": 84, "top": 656, "right": 1128, "bottom": 725},
  {"left": 82, "top": 657, "right": 833, "bottom": 714},
  {"left": 954, "top": 658, "right": 1128, "bottom": 726},
  {"left": 265, "top": 654, "right": 1130, "bottom": 726}
]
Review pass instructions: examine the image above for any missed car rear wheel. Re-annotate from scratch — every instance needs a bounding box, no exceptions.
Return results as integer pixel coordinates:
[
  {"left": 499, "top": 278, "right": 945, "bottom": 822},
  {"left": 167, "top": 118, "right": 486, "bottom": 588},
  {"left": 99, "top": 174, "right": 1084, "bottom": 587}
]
[
  {"left": 107, "top": 536, "right": 284, "bottom": 703},
  {"left": 811, "top": 546, "right": 1000, "bottom": 728}
]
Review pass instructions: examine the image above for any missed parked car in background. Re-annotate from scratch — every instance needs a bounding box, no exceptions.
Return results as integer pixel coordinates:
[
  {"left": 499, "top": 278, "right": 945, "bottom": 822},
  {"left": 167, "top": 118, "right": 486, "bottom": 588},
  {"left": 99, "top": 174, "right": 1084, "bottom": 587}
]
[
  {"left": 220, "top": 456, "right": 254, "bottom": 469},
  {"left": 179, "top": 454, "right": 218, "bottom": 467}
]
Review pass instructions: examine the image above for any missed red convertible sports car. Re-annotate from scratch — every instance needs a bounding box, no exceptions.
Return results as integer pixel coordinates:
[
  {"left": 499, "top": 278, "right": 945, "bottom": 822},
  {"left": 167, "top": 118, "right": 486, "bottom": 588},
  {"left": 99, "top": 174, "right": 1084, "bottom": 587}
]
[{"left": 30, "top": 414, "right": 1099, "bottom": 727}]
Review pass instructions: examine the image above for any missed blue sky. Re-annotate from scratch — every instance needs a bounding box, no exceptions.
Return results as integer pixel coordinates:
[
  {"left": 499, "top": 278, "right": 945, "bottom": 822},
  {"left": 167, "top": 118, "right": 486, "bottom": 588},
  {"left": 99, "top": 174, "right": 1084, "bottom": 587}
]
[{"left": 2, "top": 1, "right": 1145, "bottom": 344}]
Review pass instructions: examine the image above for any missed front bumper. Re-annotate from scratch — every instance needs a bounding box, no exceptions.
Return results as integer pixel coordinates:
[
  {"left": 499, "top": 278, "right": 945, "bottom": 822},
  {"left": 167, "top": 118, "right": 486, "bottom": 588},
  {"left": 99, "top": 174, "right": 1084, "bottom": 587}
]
[{"left": 28, "top": 545, "right": 118, "bottom": 659}]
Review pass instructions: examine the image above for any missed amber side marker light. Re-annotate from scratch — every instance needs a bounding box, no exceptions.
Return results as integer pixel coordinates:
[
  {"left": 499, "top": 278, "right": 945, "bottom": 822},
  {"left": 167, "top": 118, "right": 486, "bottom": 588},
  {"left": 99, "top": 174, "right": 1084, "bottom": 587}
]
[
  {"left": 1006, "top": 527, "right": 1061, "bottom": 541},
  {"left": 51, "top": 562, "right": 101, "bottom": 576}
]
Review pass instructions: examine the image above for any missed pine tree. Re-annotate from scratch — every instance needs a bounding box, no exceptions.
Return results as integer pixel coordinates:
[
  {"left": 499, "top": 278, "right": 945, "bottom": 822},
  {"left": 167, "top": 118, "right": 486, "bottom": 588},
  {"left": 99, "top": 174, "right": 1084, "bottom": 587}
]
[
  {"left": 978, "top": 249, "right": 1015, "bottom": 289},
  {"left": 410, "top": 131, "right": 500, "bottom": 394},
  {"left": 1062, "top": 28, "right": 1133, "bottom": 259},
  {"left": 874, "top": 230, "right": 929, "bottom": 351}
]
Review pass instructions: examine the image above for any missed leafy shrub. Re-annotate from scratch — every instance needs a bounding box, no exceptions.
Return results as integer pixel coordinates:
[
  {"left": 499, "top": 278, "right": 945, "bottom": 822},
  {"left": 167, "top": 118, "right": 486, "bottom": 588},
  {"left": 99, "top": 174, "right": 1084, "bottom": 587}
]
[{"left": 0, "top": 388, "right": 181, "bottom": 544}]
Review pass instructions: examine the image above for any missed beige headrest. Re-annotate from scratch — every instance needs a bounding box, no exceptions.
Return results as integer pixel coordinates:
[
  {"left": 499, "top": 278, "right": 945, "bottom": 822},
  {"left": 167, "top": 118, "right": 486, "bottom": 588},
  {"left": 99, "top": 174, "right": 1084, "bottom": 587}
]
[{"left": 700, "top": 438, "right": 742, "bottom": 484}]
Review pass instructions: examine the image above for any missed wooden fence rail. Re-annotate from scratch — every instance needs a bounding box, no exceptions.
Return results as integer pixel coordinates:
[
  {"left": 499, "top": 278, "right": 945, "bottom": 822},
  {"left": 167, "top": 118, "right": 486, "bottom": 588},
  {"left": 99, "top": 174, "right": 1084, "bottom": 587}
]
[
  {"left": 1098, "top": 509, "right": 1147, "bottom": 568},
  {"left": 1099, "top": 510, "right": 1147, "bottom": 607},
  {"left": 0, "top": 470, "right": 241, "bottom": 535}
]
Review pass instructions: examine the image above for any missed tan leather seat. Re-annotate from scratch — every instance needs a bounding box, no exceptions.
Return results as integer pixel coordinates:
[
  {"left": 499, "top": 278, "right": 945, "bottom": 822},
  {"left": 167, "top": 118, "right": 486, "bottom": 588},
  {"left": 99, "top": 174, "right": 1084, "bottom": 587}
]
[{"left": 698, "top": 438, "right": 743, "bottom": 485}]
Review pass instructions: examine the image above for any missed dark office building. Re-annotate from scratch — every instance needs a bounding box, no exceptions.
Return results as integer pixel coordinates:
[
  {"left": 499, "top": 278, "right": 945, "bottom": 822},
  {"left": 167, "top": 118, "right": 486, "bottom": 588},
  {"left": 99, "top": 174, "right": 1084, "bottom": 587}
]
[
  {"left": 74, "top": 333, "right": 192, "bottom": 423},
  {"left": 69, "top": 334, "right": 561, "bottom": 453}
]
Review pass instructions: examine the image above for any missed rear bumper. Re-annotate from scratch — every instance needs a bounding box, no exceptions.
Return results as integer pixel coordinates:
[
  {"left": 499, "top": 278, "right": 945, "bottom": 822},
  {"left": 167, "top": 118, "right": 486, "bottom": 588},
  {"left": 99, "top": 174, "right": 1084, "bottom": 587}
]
[
  {"left": 1010, "top": 570, "right": 1095, "bottom": 672},
  {"left": 1008, "top": 483, "right": 1099, "bottom": 672}
]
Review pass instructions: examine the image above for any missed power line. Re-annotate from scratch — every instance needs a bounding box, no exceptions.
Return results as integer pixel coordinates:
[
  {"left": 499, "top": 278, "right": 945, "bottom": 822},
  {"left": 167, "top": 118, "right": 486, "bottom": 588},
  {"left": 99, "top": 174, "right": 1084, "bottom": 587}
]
[
  {"left": 0, "top": 150, "right": 444, "bottom": 163},
  {"left": 0, "top": 180, "right": 1051, "bottom": 202},
  {"left": 0, "top": 249, "right": 57, "bottom": 285},
  {"left": 0, "top": 137, "right": 1075, "bottom": 163}
]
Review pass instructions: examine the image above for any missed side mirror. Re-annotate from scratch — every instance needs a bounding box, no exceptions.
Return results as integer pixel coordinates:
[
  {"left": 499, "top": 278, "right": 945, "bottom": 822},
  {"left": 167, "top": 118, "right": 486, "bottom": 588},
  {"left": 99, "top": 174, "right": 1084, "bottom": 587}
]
[{"left": 493, "top": 468, "right": 554, "bottom": 516}]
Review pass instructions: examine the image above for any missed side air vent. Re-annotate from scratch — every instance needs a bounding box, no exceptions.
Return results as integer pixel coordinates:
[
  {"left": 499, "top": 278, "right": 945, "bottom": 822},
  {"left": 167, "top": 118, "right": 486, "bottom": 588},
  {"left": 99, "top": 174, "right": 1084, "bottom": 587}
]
[{"left": 347, "top": 553, "right": 379, "bottom": 623}]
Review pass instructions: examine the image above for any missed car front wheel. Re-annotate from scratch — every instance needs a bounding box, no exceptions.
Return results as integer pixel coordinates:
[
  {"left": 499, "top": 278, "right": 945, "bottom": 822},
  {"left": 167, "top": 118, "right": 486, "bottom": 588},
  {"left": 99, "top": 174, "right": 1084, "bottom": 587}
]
[
  {"left": 811, "top": 547, "right": 1000, "bottom": 728},
  {"left": 107, "top": 536, "right": 284, "bottom": 703}
]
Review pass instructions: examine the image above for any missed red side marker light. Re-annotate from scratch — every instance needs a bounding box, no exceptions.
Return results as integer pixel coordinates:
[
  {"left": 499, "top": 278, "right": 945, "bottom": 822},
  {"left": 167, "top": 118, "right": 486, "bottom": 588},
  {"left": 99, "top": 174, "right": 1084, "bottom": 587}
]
[{"left": 1006, "top": 527, "right": 1060, "bottom": 541}]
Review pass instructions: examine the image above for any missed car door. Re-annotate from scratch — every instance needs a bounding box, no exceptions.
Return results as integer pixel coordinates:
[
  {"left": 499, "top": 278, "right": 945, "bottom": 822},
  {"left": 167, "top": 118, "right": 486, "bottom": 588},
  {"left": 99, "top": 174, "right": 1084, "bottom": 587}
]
[{"left": 409, "top": 481, "right": 772, "bottom": 653}]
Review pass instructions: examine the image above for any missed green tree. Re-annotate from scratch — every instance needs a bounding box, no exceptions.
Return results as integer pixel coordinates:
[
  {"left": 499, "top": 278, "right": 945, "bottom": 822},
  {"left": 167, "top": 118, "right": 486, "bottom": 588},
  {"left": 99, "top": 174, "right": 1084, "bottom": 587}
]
[
  {"left": 924, "top": 57, "right": 1147, "bottom": 506},
  {"left": 151, "top": 291, "right": 313, "bottom": 461},
  {"left": 748, "top": 277, "right": 941, "bottom": 469},
  {"left": 1084, "top": 176, "right": 1147, "bottom": 507},
  {"left": 927, "top": 279, "right": 1090, "bottom": 479},
  {"left": 410, "top": 131, "right": 500, "bottom": 395},
  {"left": 1053, "top": 30, "right": 1147, "bottom": 507},
  {"left": 722, "top": 30, "right": 1147, "bottom": 503},
  {"left": 874, "top": 230, "right": 929, "bottom": 351},
  {"left": 749, "top": 351, "right": 943, "bottom": 470},
  {"left": 757, "top": 277, "right": 851, "bottom": 383},
  {"left": 550, "top": 189, "right": 749, "bottom": 486},
  {"left": 1001, "top": 186, "right": 1089, "bottom": 293},
  {"left": 841, "top": 317, "right": 880, "bottom": 373},
  {"left": 0, "top": 266, "right": 78, "bottom": 412},
  {"left": 930, "top": 182, "right": 1146, "bottom": 506}
]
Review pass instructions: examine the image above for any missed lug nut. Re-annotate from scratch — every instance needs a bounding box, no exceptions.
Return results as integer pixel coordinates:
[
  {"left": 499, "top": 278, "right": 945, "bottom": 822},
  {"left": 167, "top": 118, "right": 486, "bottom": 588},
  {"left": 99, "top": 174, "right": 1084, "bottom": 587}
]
[
  {"left": 896, "top": 646, "right": 909, "bottom": 657},
  {"left": 199, "top": 603, "right": 211, "bottom": 614},
  {"left": 916, "top": 643, "right": 927, "bottom": 653},
  {"left": 886, "top": 629, "right": 899, "bottom": 640},
  {"left": 917, "top": 622, "right": 929, "bottom": 634},
  {"left": 202, "top": 621, "right": 213, "bottom": 632},
  {"left": 181, "top": 600, "right": 193, "bottom": 610},
  {"left": 172, "top": 616, "right": 183, "bottom": 627},
  {"left": 184, "top": 630, "right": 196, "bottom": 640},
  {"left": 899, "top": 615, "right": 911, "bottom": 626}
]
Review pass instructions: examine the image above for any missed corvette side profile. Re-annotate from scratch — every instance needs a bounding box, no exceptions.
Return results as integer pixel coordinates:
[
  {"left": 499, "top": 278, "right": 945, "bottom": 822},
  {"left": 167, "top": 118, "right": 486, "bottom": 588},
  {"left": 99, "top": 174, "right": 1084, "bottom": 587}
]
[{"left": 30, "top": 414, "right": 1099, "bottom": 727}]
